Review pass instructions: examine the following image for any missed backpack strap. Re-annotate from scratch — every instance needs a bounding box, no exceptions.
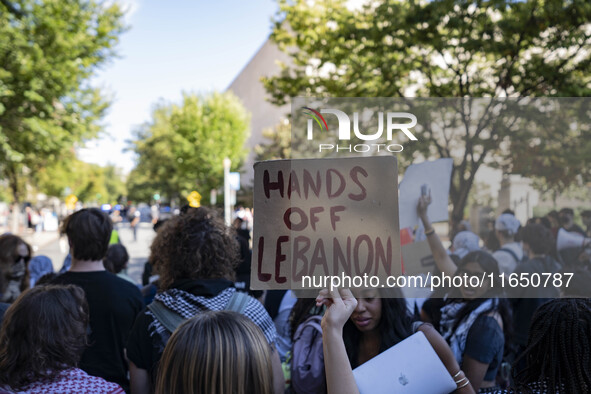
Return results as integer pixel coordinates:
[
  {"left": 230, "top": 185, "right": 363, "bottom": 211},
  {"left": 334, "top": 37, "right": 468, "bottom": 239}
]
[
  {"left": 148, "top": 289, "right": 250, "bottom": 334},
  {"left": 147, "top": 300, "right": 186, "bottom": 333},
  {"left": 225, "top": 290, "right": 250, "bottom": 314},
  {"left": 498, "top": 247, "right": 520, "bottom": 262},
  {"left": 293, "top": 315, "right": 323, "bottom": 340}
]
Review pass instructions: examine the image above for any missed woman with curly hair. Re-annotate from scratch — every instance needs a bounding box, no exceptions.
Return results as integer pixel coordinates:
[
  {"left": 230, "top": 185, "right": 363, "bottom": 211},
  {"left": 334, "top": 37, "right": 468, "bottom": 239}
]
[
  {"left": 0, "top": 285, "right": 124, "bottom": 393},
  {"left": 0, "top": 234, "right": 31, "bottom": 303},
  {"left": 126, "top": 207, "right": 283, "bottom": 394}
]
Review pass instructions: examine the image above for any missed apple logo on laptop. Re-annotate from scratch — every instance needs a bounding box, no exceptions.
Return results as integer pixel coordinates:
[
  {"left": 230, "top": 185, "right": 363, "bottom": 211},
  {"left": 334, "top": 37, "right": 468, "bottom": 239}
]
[{"left": 398, "top": 373, "right": 409, "bottom": 386}]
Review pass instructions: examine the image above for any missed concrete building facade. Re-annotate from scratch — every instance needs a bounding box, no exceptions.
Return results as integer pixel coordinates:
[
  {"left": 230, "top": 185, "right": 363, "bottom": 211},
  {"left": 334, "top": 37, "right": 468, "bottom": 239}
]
[{"left": 227, "top": 39, "right": 290, "bottom": 186}]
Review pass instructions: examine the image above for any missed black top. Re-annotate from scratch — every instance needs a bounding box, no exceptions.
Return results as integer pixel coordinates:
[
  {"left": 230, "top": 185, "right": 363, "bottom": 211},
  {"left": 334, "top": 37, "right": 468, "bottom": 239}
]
[
  {"left": 0, "top": 303, "right": 9, "bottom": 325},
  {"left": 52, "top": 271, "right": 144, "bottom": 391},
  {"left": 563, "top": 224, "right": 586, "bottom": 237},
  {"left": 126, "top": 278, "right": 277, "bottom": 388},
  {"left": 126, "top": 279, "right": 240, "bottom": 377},
  {"left": 509, "top": 256, "right": 560, "bottom": 347},
  {"left": 464, "top": 315, "right": 504, "bottom": 381}
]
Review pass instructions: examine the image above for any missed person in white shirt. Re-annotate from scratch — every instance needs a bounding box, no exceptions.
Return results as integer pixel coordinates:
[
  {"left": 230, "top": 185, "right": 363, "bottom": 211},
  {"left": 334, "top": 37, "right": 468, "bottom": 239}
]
[{"left": 492, "top": 213, "right": 523, "bottom": 275}]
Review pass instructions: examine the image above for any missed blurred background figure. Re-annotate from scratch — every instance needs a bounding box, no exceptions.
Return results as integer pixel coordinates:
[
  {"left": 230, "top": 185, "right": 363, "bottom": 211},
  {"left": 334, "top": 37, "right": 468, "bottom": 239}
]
[
  {"left": 492, "top": 213, "right": 523, "bottom": 275},
  {"left": 558, "top": 208, "right": 586, "bottom": 237},
  {"left": 0, "top": 234, "right": 31, "bottom": 303},
  {"left": 581, "top": 210, "right": 591, "bottom": 238},
  {"left": 128, "top": 206, "right": 141, "bottom": 242},
  {"left": 104, "top": 244, "right": 137, "bottom": 286},
  {"left": 28, "top": 255, "right": 54, "bottom": 288}
]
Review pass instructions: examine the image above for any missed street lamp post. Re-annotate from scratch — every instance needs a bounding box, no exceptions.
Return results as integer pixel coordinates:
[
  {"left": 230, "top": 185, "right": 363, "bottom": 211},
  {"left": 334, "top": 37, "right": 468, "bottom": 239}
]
[{"left": 223, "top": 157, "right": 231, "bottom": 226}]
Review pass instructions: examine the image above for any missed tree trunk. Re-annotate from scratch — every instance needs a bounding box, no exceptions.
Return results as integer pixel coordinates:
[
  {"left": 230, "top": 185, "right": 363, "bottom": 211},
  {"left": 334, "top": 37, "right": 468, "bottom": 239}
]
[
  {"left": 10, "top": 203, "right": 19, "bottom": 234},
  {"left": 7, "top": 165, "right": 21, "bottom": 234},
  {"left": 449, "top": 162, "right": 480, "bottom": 229},
  {"left": 451, "top": 183, "right": 471, "bottom": 222}
]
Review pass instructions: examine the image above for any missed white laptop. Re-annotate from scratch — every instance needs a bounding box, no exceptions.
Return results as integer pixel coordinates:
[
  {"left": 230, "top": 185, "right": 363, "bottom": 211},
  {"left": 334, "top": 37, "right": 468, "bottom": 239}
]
[{"left": 353, "top": 331, "right": 457, "bottom": 394}]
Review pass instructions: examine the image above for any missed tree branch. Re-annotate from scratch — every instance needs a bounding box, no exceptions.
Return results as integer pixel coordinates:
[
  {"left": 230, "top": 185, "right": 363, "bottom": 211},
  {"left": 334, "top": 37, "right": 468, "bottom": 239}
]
[{"left": 0, "top": 0, "right": 24, "bottom": 18}]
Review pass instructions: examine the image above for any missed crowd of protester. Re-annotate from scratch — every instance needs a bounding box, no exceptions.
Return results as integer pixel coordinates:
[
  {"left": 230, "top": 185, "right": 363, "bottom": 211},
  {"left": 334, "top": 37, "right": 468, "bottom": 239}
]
[{"left": 0, "top": 198, "right": 588, "bottom": 393}]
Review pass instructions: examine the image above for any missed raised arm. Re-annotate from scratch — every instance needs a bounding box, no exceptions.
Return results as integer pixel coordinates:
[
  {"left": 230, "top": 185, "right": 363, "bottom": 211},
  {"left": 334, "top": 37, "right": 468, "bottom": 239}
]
[
  {"left": 417, "top": 323, "right": 475, "bottom": 394},
  {"left": 417, "top": 194, "right": 459, "bottom": 276},
  {"left": 316, "top": 289, "right": 359, "bottom": 394}
]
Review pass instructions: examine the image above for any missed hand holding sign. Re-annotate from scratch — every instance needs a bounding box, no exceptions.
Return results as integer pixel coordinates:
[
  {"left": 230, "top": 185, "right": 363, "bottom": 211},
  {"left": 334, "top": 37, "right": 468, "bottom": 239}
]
[
  {"left": 416, "top": 192, "right": 432, "bottom": 221},
  {"left": 316, "top": 288, "right": 358, "bottom": 331},
  {"left": 398, "top": 158, "right": 453, "bottom": 229}
]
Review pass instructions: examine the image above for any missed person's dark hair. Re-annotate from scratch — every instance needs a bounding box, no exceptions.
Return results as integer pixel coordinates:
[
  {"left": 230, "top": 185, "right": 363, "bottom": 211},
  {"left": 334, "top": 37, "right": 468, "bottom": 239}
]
[
  {"left": 547, "top": 210, "right": 559, "bottom": 220},
  {"left": 560, "top": 267, "right": 591, "bottom": 297},
  {"left": 153, "top": 219, "right": 168, "bottom": 232},
  {"left": 179, "top": 204, "right": 198, "bottom": 216},
  {"left": 35, "top": 272, "right": 58, "bottom": 286},
  {"left": 150, "top": 207, "right": 239, "bottom": 290},
  {"left": 484, "top": 230, "right": 501, "bottom": 252},
  {"left": 513, "top": 298, "right": 591, "bottom": 393},
  {"left": 421, "top": 297, "right": 445, "bottom": 331},
  {"left": 62, "top": 208, "right": 112, "bottom": 261},
  {"left": 343, "top": 288, "right": 413, "bottom": 368},
  {"left": 521, "top": 224, "right": 555, "bottom": 255},
  {"left": 452, "top": 251, "right": 503, "bottom": 296},
  {"left": 289, "top": 298, "right": 323, "bottom": 341},
  {"left": 446, "top": 251, "right": 513, "bottom": 355},
  {"left": 526, "top": 217, "right": 552, "bottom": 231},
  {"left": 502, "top": 209, "right": 515, "bottom": 216},
  {"left": 559, "top": 207, "right": 574, "bottom": 216},
  {"left": 0, "top": 285, "right": 89, "bottom": 390},
  {"left": 582, "top": 210, "right": 591, "bottom": 219},
  {"left": 536, "top": 216, "right": 552, "bottom": 230},
  {"left": 103, "top": 244, "right": 129, "bottom": 274},
  {"left": 0, "top": 234, "right": 31, "bottom": 296}
]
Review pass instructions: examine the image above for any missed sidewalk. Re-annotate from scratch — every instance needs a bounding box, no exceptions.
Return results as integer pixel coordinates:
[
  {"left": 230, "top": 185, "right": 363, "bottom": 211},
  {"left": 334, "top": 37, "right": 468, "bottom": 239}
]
[{"left": 20, "top": 230, "right": 61, "bottom": 252}]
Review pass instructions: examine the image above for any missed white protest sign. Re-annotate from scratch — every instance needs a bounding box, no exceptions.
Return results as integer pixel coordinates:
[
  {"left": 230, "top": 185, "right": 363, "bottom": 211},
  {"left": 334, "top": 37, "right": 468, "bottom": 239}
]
[
  {"left": 398, "top": 158, "right": 453, "bottom": 229},
  {"left": 251, "top": 156, "right": 402, "bottom": 290}
]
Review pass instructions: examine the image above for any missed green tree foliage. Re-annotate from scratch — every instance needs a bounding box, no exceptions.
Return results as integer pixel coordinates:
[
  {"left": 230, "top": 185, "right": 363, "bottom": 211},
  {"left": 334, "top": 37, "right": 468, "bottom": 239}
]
[
  {"left": 0, "top": 0, "right": 126, "bottom": 203},
  {"left": 34, "top": 151, "right": 126, "bottom": 204},
  {"left": 506, "top": 99, "right": 591, "bottom": 197},
  {"left": 255, "top": 118, "right": 291, "bottom": 161},
  {"left": 263, "top": 0, "right": 591, "bottom": 218},
  {"left": 127, "top": 92, "right": 251, "bottom": 204}
]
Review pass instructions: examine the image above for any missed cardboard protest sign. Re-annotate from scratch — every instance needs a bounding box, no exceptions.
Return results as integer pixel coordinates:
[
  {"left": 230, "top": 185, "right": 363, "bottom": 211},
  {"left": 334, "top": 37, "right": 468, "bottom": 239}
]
[
  {"left": 399, "top": 240, "right": 436, "bottom": 298},
  {"left": 398, "top": 158, "right": 453, "bottom": 229},
  {"left": 401, "top": 240, "right": 436, "bottom": 276},
  {"left": 251, "top": 156, "right": 402, "bottom": 290}
]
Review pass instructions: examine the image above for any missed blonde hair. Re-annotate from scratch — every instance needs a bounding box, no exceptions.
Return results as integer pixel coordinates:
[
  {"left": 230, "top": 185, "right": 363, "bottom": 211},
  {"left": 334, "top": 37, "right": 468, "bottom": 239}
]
[{"left": 155, "top": 311, "right": 274, "bottom": 394}]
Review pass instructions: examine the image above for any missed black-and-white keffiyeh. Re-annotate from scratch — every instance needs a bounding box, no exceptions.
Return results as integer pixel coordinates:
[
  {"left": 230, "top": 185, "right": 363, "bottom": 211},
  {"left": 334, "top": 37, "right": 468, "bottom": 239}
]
[
  {"left": 146, "top": 286, "right": 277, "bottom": 352},
  {"left": 439, "top": 298, "right": 496, "bottom": 364}
]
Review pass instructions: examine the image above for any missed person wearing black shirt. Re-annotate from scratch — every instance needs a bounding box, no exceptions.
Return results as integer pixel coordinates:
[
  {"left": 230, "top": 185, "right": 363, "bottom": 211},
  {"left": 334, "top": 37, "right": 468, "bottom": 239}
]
[
  {"left": 508, "top": 223, "right": 560, "bottom": 375},
  {"left": 52, "top": 208, "right": 144, "bottom": 392},
  {"left": 558, "top": 207, "right": 586, "bottom": 237}
]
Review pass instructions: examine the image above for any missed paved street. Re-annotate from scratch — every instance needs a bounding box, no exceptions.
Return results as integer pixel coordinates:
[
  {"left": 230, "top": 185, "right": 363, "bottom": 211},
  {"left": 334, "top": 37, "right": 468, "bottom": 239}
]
[{"left": 27, "top": 222, "right": 155, "bottom": 284}]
